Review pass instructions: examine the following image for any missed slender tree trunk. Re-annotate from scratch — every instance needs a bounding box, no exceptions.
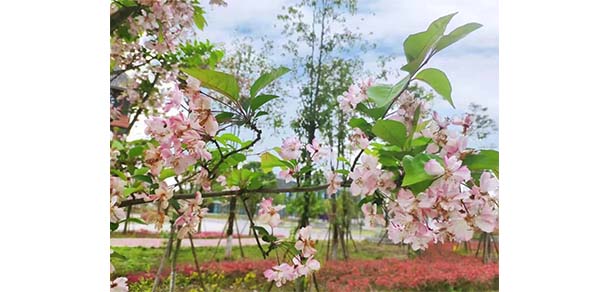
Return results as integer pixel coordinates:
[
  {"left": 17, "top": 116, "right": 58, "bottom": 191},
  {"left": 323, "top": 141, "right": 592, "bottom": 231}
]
[
  {"left": 152, "top": 225, "right": 175, "bottom": 292},
  {"left": 225, "top": 196, "right": 237, "bottom": 259}
]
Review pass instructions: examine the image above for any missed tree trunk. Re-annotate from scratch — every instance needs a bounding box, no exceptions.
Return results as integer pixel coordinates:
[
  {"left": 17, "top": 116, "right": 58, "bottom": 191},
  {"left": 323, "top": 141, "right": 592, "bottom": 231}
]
[{"left": 225, "top": 196, "right": 237, "bottom": 259}]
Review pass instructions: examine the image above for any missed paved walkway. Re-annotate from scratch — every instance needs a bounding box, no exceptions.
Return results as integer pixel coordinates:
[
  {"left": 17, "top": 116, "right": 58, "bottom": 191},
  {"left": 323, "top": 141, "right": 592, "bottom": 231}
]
[{"left": 111, "top": 237, "right": 259, "bottom": 248}]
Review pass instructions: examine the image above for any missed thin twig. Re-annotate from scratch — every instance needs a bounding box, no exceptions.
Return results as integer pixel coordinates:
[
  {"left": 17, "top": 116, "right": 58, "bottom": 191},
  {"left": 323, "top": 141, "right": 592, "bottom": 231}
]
[
  {"left": 169, "top": 238, "right": 182, "bottom": 292},
  {"left": 241, "top": 194, "right": 267, "bottom": 259}
]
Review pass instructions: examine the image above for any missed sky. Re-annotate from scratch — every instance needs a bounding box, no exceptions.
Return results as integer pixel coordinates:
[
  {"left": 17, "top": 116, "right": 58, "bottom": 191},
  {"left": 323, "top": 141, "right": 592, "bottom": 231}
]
[{"left": 130, "top": 0, "right": 498, "bottom": 152}]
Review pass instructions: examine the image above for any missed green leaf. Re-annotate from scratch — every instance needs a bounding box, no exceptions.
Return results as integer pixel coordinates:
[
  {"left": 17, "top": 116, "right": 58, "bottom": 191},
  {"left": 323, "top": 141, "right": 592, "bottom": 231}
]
[
  {"left": 133, "top": 175, "right": 153, "bottom": 184},
  {"left": 181, "top": 68, "right": 240, "bottom": 100},
  {"left": 216, "top": 133, "right": 243, "bottom": 146},
  {"left": 215, "top": 112, "right": 235, "bottom": 123},
  {"left": 402, "top": 12, "right": 457, "bottom": 74},
  {"left": 250, "top": 66, "right": 290, "bottom": 98},
  {"left": 111, "top": 169, "right": 128, "bottom": 181},
  {"left": 348, "top": 117, "right": 372, "bottom": 134},
  {"left": 415, "top": 68, "right": 454, "bottom": 108},
  {"left": 260, "top": 152, "right": 288, "bottom": 172},
  {"left": 462, "top": 150, "right": 499, "bottom": 177},
  {"left": 133, "top": 167, "right": 150, "bottom": 176},
  {"left": 159, "top": 168, "right": 175, "bottom": 180},
  {"left": 409, "top": 179, "right": 435, "bottom": 194},
  {"left": 124, "top": 187, "right": 142, "bottom": 197},
  {"left": 121, "top": 217, "right": 147, "bottom": 225},
  {"left": 250, "top": 94, "right": 279, "bottom": 112},
  {"left": 252, "top": 226, "right": 270, "bottom": 237},
  {"left": 110, "top": 222, "right": 119, "bottom": 232},
  {"left": 254, "top": 111, "right": 269, "bottom": 119},
  {"left": 111, "top": 140, "right": 124, "bottom": 150},
  {"left": 366, "top": 76, "right": 409, "bottom": 107},
  {"left": 435, "top": 23, "right": 483, "bottom": 53},
  {"left": 355, "top": 103, "right": 391, "bottom": 120},
  {"left": 358, "top": 195, "right": 376, "bottom": 207},
  {"left": 372, "top": 120, "right": 407, "bottom": 148},
  {"left": 367, "top": 85, "right": 392, "bottom": 107},
  {"left": 128, "top": 146, "right": 144, "bottom": 158},
  {"left": 193, "top": 9, "right": 206, "bottom": 30},
  {"left": 336, "top": 169, "right": 350, "bottom": 176},
  {"left": 262, "top": 234, "right": 278, "bottom": 243},
  {"left": 402, "top": 154, "right": 440, "bottom": 186}
]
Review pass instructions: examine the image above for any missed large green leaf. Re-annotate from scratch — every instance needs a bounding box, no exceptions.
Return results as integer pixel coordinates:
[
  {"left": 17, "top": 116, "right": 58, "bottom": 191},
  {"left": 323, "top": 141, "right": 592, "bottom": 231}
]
[
  {"left": 463, "top": 149, "right": 499, "bottom": 177},
  {"left": 181, "top": 68, "right": 240, "bottom": 100},
  {"left": 356, "top": 102, "right": 392, "bottom": 120},
  {"left": 372, "top": 120, "right": 407, "bottom": 148},
  {"left": 250, "top": 66, "right": 290, "bottom": 98},
  {"left": 367, "top": 85, "right": 392, "bottom": 107},
  {"left": 250, "top": 94, "right": 279, "bottom": 112},
  {"left": 348, "top": 117, "right": 373, "bottom": 134},
  {"left": 415, "top": 68, "right": 454, "bottom": 108},
  {"left": 401, "top": 12, "right": 457, "bottom": 74},
  {"left": 260, "top": 152, "right": 289, "bottom": 173},
  {"left": 159, "top": 168, "right": 175, "bottom": 180},
  {"left": 402, "top": 153, "right": 440, "bottom": 186},
  {"left": 367, "top": 76, "right": 410, "bottom": 107},
  {"left": 435, "top": 23, "right": 483, "bottom": 53}
]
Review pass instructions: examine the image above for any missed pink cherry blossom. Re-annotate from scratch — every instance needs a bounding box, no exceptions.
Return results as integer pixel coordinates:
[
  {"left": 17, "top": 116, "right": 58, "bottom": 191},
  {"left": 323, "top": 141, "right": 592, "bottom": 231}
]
[
  {"left": 306, "top": 138, "right": 329, "bottom": 162},
  {"left": 295, "top": 226, "right": 317, "bottom": 258},
  {"left": 377, "top": 171, "right": 396, "bottom": 193},
  {"left": 325, "top": 171, "right": 343, "bottom": 195},
  {"left": 110, "top": 196, "right": 126, "bottom": 224},
  {"left": 257, "top": 198, "right": 285, "bottom": 229},
  {"left": 110, "top": 277, "right": 128, "bottom": 292},
  {"left": 362, "top": 203, "right": 385, "bottom": 227},
  {"left": 279, "top": 167, "right": 297, "bottom": 183},
  {"left": 338, "top": 84, "right": 364, "bottom": 113},
  {"left": 480, "top": 171, "right": 499, "bottom": 194},
  {"left": 349, "top": 128, "right": 370, "bottom": 150},
  {"left": 279, "top": 136, "right": 302, "bottom": 160},
  {"left": 447, "top": 217, "right": 474, "bottom": 241},
  {"left": 295, "top": 257, "right": 321, "bottom": 276},
  {"left": 424, "top": 159, "right": 445, "bottom": 176},
  {"left": 264, "top": 263, "right": 298, "bottom": 287},
  {"left": 474, "top": 204, "right": 497, "bottom": 233}
]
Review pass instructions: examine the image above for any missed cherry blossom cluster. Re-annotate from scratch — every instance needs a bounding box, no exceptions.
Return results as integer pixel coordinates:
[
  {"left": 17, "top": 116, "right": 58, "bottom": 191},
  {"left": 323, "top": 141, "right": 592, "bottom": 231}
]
[
  {"left": 349, "top": 154, "right": 396, "bottom": 197},
  {"left": 390, "top": 114, "right": 497, "bottom": 249},
  {"left": 338, "top": 77, "right": 374, "bottom": 113},
  {"left": 263, "top": 226, "right": 321, "bottom": 287},
  {"left": 276, "top": 136, "right": 329, "bottom": 183},
  {"left": 110, "top": 177, "right": 127, "bottom": 224},
  {"left": 143, "top": 77, "right": 217, "bottom": 174},
  {"left": 174, "top": 191, "right": 209, "bottom": 238},
  {"left": 257, "top": 197, "right": 285, "bottom": 230}
]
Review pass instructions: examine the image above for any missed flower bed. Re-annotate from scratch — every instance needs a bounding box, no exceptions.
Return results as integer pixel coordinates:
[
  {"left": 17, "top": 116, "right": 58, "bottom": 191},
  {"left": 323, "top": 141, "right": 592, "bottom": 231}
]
[{"left": 125, "top": 243, "right": 498, "bottom": 291}]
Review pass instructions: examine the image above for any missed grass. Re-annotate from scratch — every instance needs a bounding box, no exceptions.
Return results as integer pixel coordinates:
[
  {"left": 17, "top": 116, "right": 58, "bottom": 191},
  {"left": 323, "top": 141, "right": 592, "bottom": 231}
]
[{"left": 112, "top": 240, "right": 413, "bottom": 275}]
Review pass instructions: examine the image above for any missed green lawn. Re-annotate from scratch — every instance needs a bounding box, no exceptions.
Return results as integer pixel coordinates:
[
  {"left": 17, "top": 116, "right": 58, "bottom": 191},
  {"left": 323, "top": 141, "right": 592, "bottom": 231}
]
[{"left": 112, "top": 240, "right": 414, "bottom": 275}]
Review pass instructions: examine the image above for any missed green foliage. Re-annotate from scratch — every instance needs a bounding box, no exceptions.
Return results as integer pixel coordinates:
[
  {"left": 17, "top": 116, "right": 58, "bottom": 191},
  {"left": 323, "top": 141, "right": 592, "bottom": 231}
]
[
  {"left": 181, "top": 68, "right": 240, "bottom": 101},
  {"left": 372, "top": 120, "right": 407, "bottom": 149},
  {"left": 249, "top": 66, "right": 290, "bottom": 98},
  {"left": 348, "top": 117, "right": 373, "bottom": 135},
  {"left": 401, "top": 153, "right": 440, "bottom": 187},
  {"left": 249, "top": 95, "right": 279, "bottom": 112},
  {"left": 402, "top": 13, "right": 457, "bottom": 74},
  {"left": 260, "top": 152, "right": 291, "bottom": 172},
  {"left": 415, "top": 68, "right": 454, "bottom": 108},
  {"left": 435, "top": 22, "right": 483, "bottom": 53},
  {"left": 463, "top": 150, "right": 499, "bottom": 177}
]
